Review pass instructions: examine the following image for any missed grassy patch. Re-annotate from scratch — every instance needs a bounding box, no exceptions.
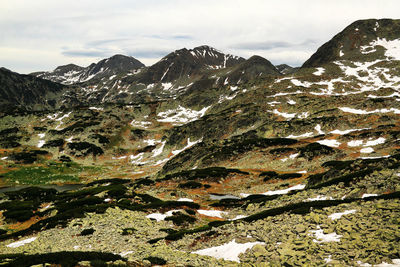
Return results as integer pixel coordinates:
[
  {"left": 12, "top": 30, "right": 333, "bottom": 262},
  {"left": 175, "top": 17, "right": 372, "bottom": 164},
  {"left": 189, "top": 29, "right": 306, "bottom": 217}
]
[{"left": 2, "top": 162, "right": 100, "bottom": 185}]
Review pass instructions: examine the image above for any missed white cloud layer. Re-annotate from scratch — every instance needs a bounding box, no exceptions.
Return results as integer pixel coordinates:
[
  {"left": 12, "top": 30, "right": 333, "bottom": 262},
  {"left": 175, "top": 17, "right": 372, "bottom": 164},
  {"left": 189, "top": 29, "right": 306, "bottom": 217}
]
[{"left": 1, "top": 0, "right": 399, "bottom": 73}]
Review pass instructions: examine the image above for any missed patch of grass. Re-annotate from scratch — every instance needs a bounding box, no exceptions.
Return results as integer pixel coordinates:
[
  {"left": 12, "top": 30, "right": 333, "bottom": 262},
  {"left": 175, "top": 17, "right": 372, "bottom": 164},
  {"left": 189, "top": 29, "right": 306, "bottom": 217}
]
[{"left": 2, "top": 162, "right": 99, "bottom": 185}]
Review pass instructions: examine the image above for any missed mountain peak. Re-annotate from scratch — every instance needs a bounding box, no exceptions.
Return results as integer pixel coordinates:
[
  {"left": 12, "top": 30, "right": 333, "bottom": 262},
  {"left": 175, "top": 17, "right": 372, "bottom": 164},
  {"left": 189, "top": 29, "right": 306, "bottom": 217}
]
[
  {"left": 32, "top": 55, "right": 145, "bottom": 85},
  {"left": 140, "top": 46, "right": 245, "bottom": 83},
  {"left": 302, "top": 18, "right": 400, "bottom": 68}
]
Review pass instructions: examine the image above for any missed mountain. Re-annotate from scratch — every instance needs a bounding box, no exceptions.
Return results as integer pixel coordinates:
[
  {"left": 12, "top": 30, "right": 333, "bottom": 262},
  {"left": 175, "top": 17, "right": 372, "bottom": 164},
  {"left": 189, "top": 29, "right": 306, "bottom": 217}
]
[
  {"left": 33, "top": 54, "right": 144, "bottom": 85},
  {"left": 302, "top": 18, "right": 400, "bottom": 67},
  {"left": 223, "top": 55, "right": 281, "bottom": 84},
  {"left": 275, "top": 64, "right": 299, "bottom": 74},
  {"left": 1, "top": 19, "right": 400, "bottom": 266},
  {"left": 0, "top": 67, "right": 65, "bottom": 112},
  {"left": 135, "top": 45, "right": 245, "bottom": 84}
]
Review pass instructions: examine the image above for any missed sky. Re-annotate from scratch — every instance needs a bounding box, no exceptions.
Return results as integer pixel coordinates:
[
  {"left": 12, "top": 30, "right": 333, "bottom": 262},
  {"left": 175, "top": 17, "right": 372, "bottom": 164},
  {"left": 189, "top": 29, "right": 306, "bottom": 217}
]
[{"left": 1, "top": 0, "right": 399, "bottom": 73}]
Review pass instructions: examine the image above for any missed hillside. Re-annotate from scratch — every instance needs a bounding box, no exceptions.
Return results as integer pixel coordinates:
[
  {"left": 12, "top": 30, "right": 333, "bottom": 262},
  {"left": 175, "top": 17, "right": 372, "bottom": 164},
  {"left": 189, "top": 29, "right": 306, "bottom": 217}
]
[{"left": 0, "top": 68, "right": 66, "bottom": 113}]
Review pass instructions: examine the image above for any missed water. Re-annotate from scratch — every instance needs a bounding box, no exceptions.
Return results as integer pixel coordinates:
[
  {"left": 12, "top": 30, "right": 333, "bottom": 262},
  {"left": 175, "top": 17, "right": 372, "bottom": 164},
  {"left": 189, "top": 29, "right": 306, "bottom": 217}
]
[{"left": 209, "top": 193, "right": 240, "bottom": 200}]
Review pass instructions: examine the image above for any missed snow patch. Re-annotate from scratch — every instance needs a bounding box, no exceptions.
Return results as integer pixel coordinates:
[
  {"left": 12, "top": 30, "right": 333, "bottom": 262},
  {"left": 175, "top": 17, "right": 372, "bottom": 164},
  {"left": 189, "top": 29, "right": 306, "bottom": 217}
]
[
  {"left": 367, "top": 38, "right": 400, "bottom": 60},
  {"left": 313, "top": 67, "right": 325, "bottom": 76},
  {"left": 161, "top": 82, "right": 173, "bottom": 90},
  {"left": 192, "top": 239, "right": 265, "bottom": 262},
  {"left": 362, "top": 193, "right": 378, "bottom": 198},
  {"left": 89, "top": 107, "right": 104, "bottom": 111},
  {"left": 310, "top": 226, "right": 342, "bottom": 243},
  {"left": 291, "top": 79, "right": 312, "bottom": 87},
  {"left": 286, "top": 132, "right": 313, "bottom": 139},
  {"left": 339, "top": 107, "right": 400, "bottom": 115},
  {"left": 177, "top": 198, "right": 193, "bottom": 202},
  {"left": 307, "top": 195, "right": 333, "bottom": 201},
  {"left": 7, "top": 237, "right": 37, "bottom": 248},
  {"left": 130, "top": 119, "right": 152, "bottom": 128},
  {"left": 171, "top": 138, "right": 202, "bottom": 156},
  {"left": 240, "top": 184, "right": 305, "bottom": 198},
  {"left": 364, "top": 137, "right": 386, "bottom": 147},
  {"left": 348, "top": 140, "right": 364, "bottom": 147},
  {"left": 152, "top": 141, "right": 166, "bottom": 157},
  {"left": 360, "top": 147, "right": 374, "bottom": 153},
  {"left": 317, "top": 139, "right": 341, "bottom": 148},
  {"left": 157, "top": 106, "right": 210, "bottom": 125},
  {"left": 197, "top": 209, "right": 228, "bottom": 218},
  {"left": 328, "top": 209, "right": 357, "bottom": 220},
  {"left": 272, "top": 109, "right": 296, "bottom": 119},
  {"left": 330, "top": 128, "right": 370, "bottom": 135},
  {"left": 37, "top": 140, "right": 46, "bottom": 148},
  {"left": 315, "top": 124, "right": 325, "bottom": 135},
  {"left": 146, "top": 210, "right": 181, "bottom": 221},
  {"left": 130, "top": 153, "right": 146, "bottom": 165},
  {"left": 120, "top": 251, "right": 134, "bottom": 257}
]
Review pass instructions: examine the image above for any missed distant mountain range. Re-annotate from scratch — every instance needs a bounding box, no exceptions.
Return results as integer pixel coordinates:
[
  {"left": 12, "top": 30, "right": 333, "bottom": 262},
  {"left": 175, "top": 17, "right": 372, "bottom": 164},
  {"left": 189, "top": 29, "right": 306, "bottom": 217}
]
[
  {"left": 1, "top": 18, "right": 399, "bottom": 113},
  {"left": 31, "top": 54, "right": 144, "bottom": 85}
]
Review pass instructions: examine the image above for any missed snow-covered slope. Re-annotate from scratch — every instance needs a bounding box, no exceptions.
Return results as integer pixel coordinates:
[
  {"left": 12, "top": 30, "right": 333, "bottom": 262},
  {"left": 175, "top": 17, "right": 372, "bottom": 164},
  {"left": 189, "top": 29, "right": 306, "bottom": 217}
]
[{"left": 32, "top": 55, "right": 144, "bottom": 85}]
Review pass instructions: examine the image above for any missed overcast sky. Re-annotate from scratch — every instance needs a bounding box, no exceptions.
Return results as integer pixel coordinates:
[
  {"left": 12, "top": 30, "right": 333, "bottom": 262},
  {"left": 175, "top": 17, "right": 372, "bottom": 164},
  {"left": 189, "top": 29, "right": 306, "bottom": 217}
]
[{"left": 1, "top": 0, "right": 399, "bottom": 73}]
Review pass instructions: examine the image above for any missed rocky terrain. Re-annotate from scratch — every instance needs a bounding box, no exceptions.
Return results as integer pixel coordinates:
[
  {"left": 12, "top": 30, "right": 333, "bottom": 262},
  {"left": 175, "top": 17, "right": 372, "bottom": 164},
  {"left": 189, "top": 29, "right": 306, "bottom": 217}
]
[{"left": 0, "top": 19, "right": 399, "bottom": 266}]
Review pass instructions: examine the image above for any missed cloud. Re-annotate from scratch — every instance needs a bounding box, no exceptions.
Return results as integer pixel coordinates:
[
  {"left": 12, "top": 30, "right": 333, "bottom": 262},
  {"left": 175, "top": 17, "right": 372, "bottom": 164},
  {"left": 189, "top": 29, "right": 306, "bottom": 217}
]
[
  {"left": 231, "top": 39, "right": 318, "bottom": 51},
  {"left": 62, "top": 49, "right": 112, "bottom": 58},
  {"left": 126, "top": 49, "right": 171, "bottom": 58},
  {"left": 1, "top": 0, "right": 400, "bottom": 72}
]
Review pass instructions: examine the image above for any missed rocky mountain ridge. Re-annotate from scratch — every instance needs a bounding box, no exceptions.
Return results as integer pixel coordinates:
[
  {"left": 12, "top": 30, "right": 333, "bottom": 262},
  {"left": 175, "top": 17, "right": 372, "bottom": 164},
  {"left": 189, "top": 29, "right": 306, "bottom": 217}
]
[{"left": 32, "top": 54, "right": 145, "bottom": 85}]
